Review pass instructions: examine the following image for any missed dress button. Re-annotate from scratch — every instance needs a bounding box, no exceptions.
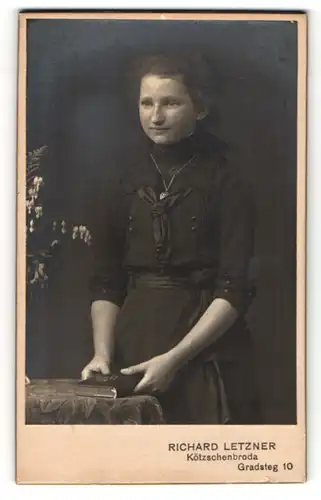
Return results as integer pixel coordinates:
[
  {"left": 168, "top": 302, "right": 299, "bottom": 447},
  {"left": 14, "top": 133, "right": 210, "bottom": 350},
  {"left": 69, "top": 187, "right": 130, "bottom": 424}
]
[
  {"left": 191, "top": 215, "right": 196, "bottom": 221},
  {"left": 224, "top": 288, "right": 229, "bottom": 293},
  {"left": 128, "top": 227, "right": 133, "bottom": 232},
  {"left": 226, "top": 280, "right": 231, "bottom": 285},
  {"left": 191, "top": 225, "right": 196, "bottom": 231}
]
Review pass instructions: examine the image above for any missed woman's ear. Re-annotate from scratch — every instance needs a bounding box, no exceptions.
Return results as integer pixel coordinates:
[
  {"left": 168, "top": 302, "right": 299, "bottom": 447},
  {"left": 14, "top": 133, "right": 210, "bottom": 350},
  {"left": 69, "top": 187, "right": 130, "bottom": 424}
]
[{"left": 196, "top": 109, "right": 208, "bottom": 121}]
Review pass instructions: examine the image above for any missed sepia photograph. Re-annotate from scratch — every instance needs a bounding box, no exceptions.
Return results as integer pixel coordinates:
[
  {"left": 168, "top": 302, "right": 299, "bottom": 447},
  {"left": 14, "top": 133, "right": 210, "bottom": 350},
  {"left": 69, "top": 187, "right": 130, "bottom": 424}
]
[{"left": 16, "top": 11, "right": 307, "bottom": 483}]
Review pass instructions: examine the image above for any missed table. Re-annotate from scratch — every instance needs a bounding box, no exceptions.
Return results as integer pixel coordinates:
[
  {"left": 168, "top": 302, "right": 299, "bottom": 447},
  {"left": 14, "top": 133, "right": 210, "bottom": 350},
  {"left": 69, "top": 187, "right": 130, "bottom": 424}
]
[{"left": 25, "top": 379, "right": 165, "bottom": 425}]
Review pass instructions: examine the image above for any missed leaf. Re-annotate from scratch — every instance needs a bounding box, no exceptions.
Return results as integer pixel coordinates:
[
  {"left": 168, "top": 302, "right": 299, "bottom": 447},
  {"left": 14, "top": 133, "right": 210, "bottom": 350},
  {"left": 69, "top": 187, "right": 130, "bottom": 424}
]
[
  {"left": 56, "top": 400, "right": 75, "bottom": 424},
  {"left": 95, "top": 402, "right": 112, "bottom": 423},
  {"left": 41, "top": 399, "right": 63, "bottom": 413},
  {"left": 39, "top": 399, "right": 49, "bottom": 413},
  {"left": 26, "top": 145, "right": 48, "bottom": 167},
  {"left": 83, "top": 398, "right": 96, "bottom": 420}
]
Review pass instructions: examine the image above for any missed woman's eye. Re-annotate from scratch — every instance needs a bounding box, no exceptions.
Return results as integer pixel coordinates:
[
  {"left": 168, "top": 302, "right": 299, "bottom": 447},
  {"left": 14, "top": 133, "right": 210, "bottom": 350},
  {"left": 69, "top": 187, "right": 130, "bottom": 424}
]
[
  {"left": 140, "top": 100, "right": 153, "bottom": 108},
  {"left": 165, "top": 101, "right": 180, "bottom": 107}
]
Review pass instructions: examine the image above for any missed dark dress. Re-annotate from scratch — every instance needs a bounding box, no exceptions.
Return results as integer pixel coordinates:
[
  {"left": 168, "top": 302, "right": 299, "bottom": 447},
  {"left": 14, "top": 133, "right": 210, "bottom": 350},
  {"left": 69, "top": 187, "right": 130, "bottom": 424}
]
[{"left": 89, "top": 129, "right": 260, "bottom": 424}]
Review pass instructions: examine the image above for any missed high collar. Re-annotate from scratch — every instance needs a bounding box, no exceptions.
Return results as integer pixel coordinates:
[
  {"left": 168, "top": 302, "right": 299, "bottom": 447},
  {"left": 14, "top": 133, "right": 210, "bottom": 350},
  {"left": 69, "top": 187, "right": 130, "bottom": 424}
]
[
  {"left": 149, "top": 131, "right": 199, "bottom": 170},
  {"left": 121, "top": 127, "right": 228, "bottom": 192}
]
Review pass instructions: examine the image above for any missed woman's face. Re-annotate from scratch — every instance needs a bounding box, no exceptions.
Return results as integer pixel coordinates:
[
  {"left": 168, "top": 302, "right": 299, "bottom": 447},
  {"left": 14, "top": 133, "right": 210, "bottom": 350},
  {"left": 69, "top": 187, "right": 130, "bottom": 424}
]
[{"left": 139, "top": 74, "right": 199, "bottom": 145}]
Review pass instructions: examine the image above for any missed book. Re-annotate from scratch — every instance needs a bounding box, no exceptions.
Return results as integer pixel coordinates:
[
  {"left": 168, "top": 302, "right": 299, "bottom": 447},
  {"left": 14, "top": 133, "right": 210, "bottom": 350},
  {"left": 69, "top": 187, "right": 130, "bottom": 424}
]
[{"left": 77, "top": 373, "right": 143, "bottom": 399}]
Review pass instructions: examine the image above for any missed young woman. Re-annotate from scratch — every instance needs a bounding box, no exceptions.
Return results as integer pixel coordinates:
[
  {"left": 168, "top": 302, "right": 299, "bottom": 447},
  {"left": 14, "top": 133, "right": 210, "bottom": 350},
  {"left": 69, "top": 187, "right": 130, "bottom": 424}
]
[{"left": 81, "top": 54, "right": 260, "bottom": 424}]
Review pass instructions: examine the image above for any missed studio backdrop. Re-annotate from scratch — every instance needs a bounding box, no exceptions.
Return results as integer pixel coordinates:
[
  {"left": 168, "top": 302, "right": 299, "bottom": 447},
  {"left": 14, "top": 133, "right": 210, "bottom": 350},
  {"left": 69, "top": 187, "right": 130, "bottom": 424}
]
[{"left": 26, "top": 19, "right": 297, "bottom": 425}]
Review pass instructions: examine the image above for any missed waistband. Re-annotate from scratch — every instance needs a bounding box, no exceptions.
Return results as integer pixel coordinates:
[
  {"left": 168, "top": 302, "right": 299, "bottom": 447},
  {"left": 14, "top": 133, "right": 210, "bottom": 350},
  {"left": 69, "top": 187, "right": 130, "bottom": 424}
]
[{"left": 127, "top": 269, "right": 216, "bottom": 290}]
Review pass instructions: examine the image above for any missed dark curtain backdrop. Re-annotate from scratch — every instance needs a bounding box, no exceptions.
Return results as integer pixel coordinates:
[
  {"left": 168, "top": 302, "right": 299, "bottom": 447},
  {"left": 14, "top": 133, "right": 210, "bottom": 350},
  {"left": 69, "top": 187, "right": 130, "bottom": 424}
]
[{"left": 26, "top": 19, "right": 297, "bottom": 424}]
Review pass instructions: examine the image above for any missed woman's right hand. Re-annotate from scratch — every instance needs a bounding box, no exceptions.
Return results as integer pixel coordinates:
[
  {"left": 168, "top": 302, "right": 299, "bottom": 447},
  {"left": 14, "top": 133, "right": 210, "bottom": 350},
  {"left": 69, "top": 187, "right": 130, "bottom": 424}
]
[{"left": 81, "top": 355, "right": 111, "bottom": 381}]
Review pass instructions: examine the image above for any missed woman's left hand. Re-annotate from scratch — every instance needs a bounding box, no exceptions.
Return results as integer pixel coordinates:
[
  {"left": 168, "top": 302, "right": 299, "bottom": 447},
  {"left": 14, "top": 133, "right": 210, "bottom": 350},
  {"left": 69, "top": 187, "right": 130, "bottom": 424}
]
[{"left": 120, "top": 352, "right": 179, "bottom": 394}]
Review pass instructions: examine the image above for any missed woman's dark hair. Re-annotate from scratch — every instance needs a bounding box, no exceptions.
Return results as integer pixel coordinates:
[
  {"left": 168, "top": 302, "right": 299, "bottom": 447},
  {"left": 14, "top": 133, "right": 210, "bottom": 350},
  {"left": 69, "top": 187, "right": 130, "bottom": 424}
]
[{"left": 126, "top": 51, "right": 216, "bottom": 116}]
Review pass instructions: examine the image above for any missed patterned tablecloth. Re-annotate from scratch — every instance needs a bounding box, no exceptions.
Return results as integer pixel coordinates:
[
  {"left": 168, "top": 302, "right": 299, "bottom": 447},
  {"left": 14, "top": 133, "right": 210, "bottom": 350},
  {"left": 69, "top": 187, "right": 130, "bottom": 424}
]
[{"left": 25, "top": 379, "right": 165, "bottom": 425}]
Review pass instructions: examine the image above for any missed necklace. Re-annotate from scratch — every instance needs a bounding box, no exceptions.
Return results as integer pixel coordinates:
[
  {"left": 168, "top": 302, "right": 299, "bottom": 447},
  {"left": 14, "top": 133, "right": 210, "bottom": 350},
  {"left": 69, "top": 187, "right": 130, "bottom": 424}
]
[{"left": 150, "top": 153, "right": 196, "bottom": 200}]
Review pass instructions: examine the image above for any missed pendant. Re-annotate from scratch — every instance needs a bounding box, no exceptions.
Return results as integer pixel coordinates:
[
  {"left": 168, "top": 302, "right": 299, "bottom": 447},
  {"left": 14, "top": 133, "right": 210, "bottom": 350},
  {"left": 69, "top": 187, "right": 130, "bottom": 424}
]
[{"left": 159, "top": 191, "right": 169, "bottom": 200}]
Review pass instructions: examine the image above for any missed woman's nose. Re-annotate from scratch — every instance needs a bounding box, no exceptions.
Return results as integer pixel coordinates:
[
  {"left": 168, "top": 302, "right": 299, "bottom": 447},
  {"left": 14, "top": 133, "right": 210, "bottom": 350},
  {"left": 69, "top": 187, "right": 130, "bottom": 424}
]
[{"left": 151, "top": 105, "right": 165, "bottom": 124}]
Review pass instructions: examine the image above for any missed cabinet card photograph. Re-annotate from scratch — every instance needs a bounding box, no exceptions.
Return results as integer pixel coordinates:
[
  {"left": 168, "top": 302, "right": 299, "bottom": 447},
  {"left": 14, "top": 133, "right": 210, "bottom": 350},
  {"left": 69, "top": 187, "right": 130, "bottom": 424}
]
[{"left": 16, "top": 11, "right": 307, "bottom": 484}]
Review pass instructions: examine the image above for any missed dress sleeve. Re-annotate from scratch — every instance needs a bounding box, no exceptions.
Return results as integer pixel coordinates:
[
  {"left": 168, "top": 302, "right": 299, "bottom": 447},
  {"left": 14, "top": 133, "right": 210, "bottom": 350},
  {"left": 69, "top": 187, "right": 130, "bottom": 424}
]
[
  {"left": 88, "top": 176, "right": 128, "bottom": 307},
  {"left": 213, "top": 166, "right": 256, "bottom": 315}
]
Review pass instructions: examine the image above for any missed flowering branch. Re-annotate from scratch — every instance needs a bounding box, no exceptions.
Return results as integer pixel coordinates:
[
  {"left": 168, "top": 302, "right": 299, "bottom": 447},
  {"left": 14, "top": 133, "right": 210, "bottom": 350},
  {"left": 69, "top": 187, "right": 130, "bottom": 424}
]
[{"left": 26, "top": 145, "right": 92, "bottom": 289}]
